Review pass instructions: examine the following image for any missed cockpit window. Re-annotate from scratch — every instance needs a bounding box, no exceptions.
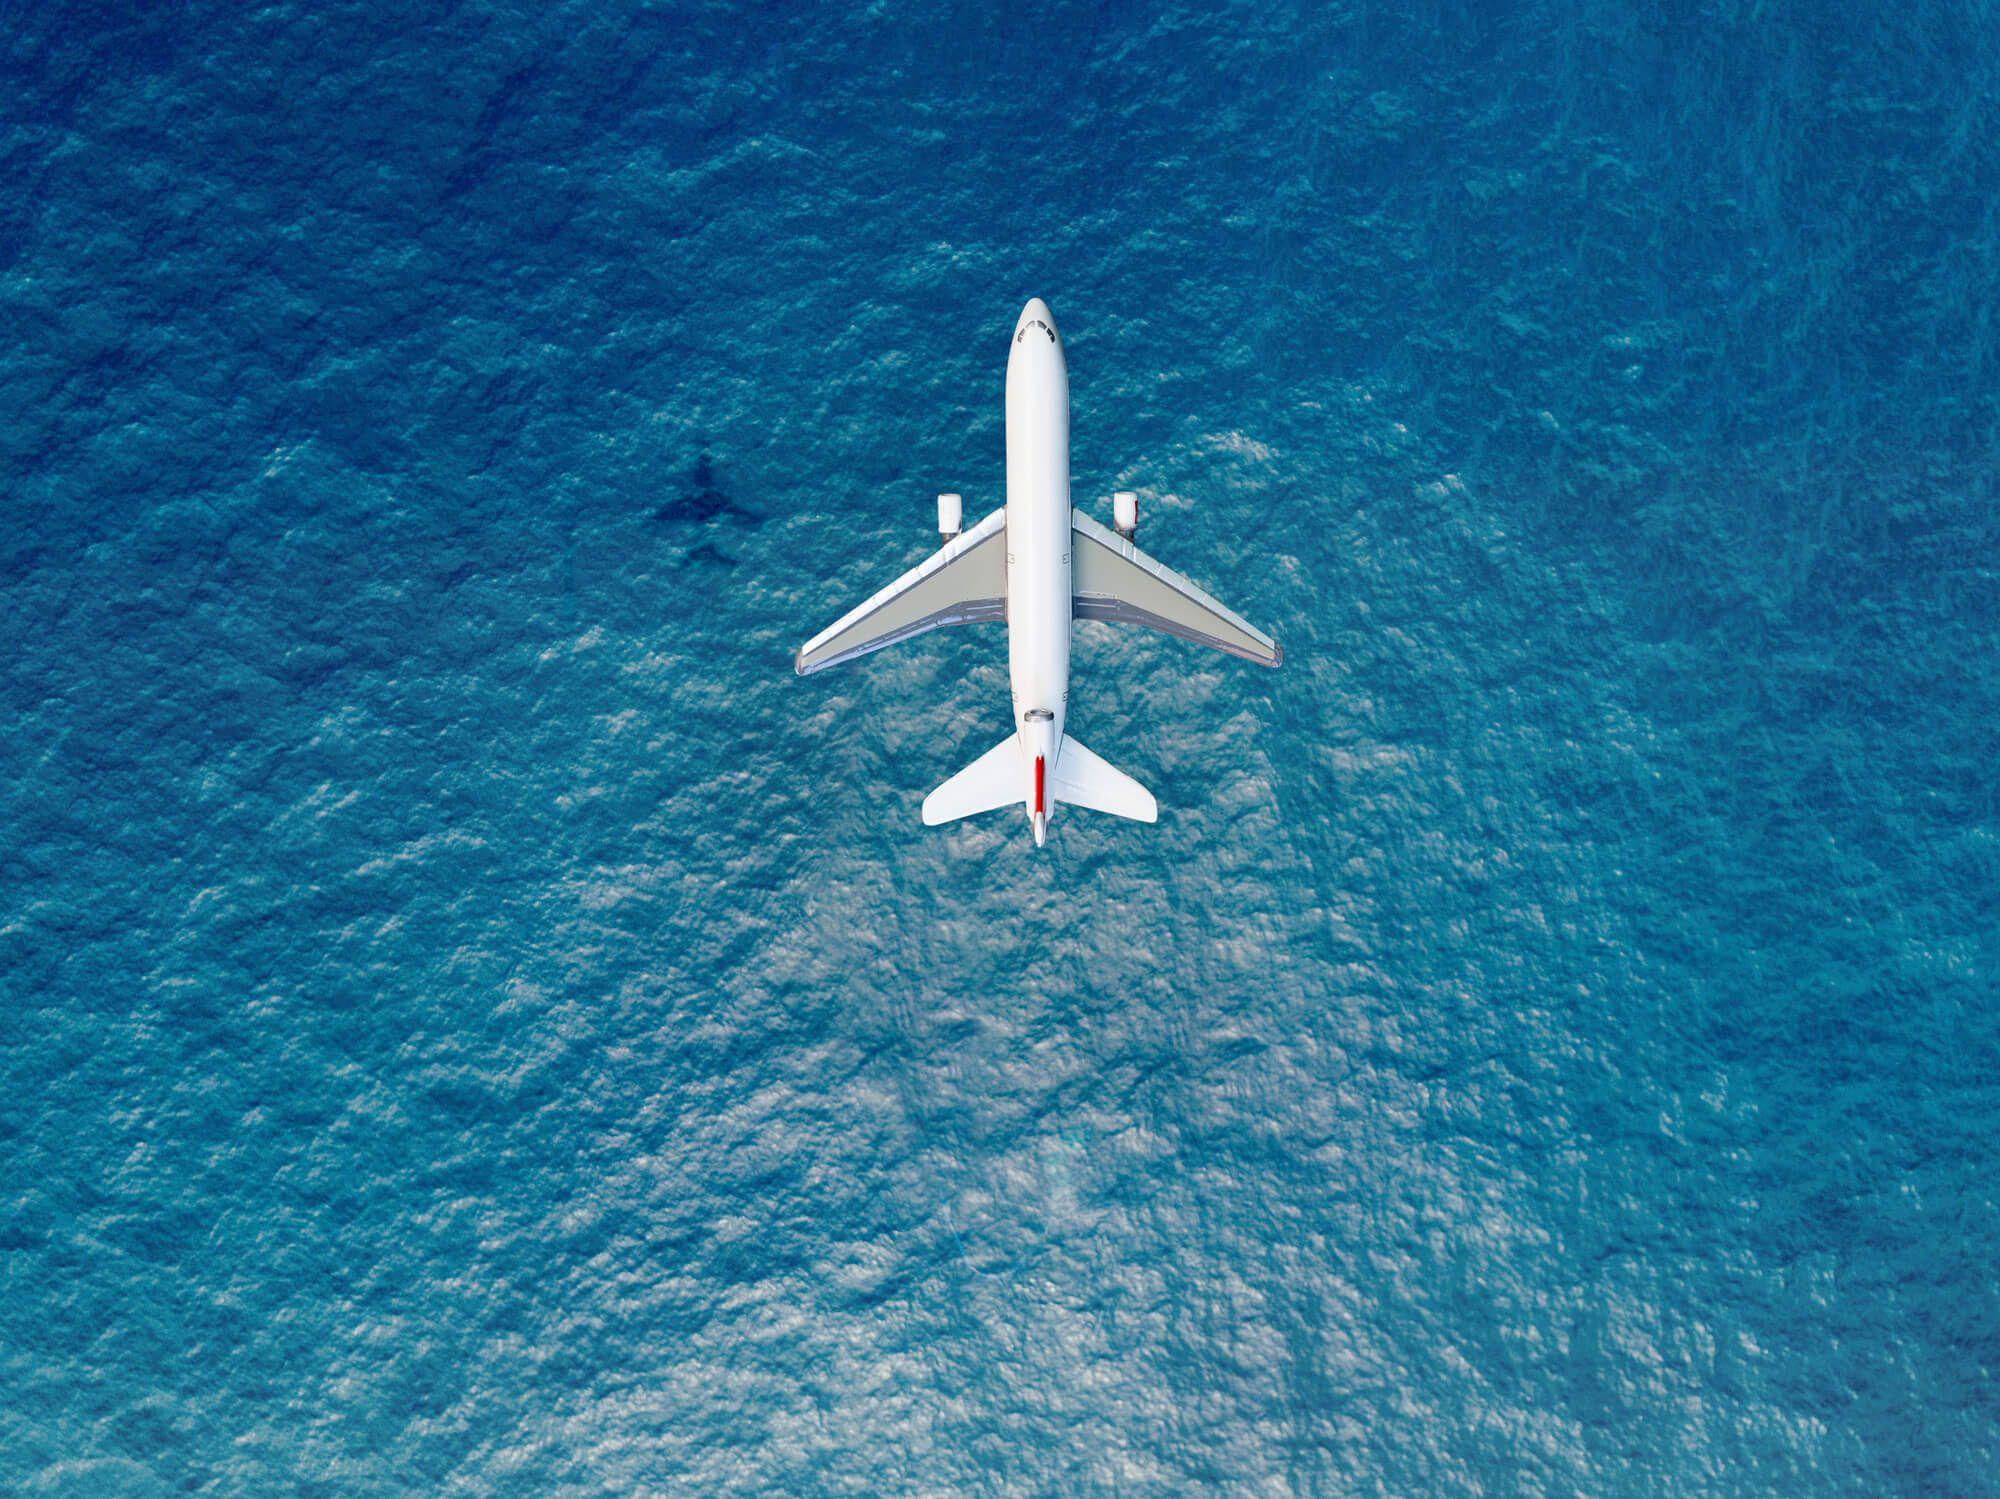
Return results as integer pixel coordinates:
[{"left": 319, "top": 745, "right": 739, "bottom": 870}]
[{"left": 1023, "top": 709, "right": 1054, "bottom": 722}]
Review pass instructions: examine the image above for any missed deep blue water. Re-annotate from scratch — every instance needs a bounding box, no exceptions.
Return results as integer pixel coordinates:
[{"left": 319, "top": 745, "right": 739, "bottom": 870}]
[{"left": 5, "top": 2, "right": 1999, "bottom": 1493}]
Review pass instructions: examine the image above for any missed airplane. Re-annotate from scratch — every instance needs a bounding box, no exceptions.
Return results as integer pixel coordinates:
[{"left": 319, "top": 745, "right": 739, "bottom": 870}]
[{"left": 795, "top": 297, "right": 1280, "bottom": 845}]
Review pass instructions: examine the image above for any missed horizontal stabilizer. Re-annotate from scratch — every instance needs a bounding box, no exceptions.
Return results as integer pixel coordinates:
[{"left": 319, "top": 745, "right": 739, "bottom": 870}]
[
  {"left": 922, "top": 734, "right": 1026, "bottom": 825},
  {"left": 1051, "top": 737, "right": 1157, "bottom": 822},
  {"left": 1071, "top": 509, "right": 1280, "bottom": 667},
  {"left": 797, "top": 506, "right": 1007, "bottom": 674}
]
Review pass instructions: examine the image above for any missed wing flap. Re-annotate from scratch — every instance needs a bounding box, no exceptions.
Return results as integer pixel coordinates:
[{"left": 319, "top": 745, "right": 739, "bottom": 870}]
[
  {"left": 1071, "top": 509, "right": 1280, "bottom": 667},
  {"left": 796, "top": 507, "right": 1007, "bottom": 675}
]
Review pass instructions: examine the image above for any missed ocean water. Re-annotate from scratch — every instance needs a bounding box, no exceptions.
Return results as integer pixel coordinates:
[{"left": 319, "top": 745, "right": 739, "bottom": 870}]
[{"left": 4, "top": 1, "right": 1998, "bottom": 1493}]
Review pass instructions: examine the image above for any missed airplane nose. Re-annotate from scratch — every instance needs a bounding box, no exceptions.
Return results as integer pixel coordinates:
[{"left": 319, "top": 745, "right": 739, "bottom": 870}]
[{"left": 1014, "top": 298, "right": 1058, "bottom": 343}]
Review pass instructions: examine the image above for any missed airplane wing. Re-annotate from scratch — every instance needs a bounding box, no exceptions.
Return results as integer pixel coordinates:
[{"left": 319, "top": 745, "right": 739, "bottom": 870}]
[
  {"left": 795, "top": 506, "right": 1008, "bottom": 675},
  {"left": 1070, "top": 509, "right": 1281, "bottom": 667}
]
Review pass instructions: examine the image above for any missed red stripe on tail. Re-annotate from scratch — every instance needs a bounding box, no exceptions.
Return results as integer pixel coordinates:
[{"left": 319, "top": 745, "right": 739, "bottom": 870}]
[{"left": 1034, "top": 755, "right": 1045, "bottom": 813}]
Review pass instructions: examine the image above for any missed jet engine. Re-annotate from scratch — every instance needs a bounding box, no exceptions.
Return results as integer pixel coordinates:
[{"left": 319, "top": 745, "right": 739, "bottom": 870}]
[
  {"left": 1113, "top": 490, "right": 1138, "bottom": 540},
  {"left": 938, "top": 492, "right": 963, "bottom": 545}
]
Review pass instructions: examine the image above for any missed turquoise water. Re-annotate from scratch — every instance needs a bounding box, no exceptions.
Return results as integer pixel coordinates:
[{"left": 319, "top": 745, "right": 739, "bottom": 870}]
[{"left": 4, "top": 2, "right": 1998, "bottom": 1492}]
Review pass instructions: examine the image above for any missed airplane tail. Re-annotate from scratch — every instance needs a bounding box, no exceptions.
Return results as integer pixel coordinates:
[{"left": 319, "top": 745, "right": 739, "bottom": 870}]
[
  {"left": 1050, "top": 736, "right": 1157, "bottom": 823},
  {"left": 920, "top": 732, "right": 1157, "bottom": 835}
]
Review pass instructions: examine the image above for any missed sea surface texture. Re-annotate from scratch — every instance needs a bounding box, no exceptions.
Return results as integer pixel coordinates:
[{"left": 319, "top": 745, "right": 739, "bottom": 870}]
[{"left": 4, "top": 2, "right": 1998, "bottom": 1494}]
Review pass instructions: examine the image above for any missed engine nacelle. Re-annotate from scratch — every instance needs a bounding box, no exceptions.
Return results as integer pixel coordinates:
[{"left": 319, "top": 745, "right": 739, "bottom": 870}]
[
  {"left": 1113, "top": 490, "right": 1138, "bottom": 540},
  {"left": 937, "top": 492, "right": 963, "bottom": 545}
]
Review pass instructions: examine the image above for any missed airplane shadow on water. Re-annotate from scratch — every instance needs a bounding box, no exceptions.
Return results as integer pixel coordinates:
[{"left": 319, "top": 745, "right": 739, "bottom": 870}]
[
  {"left": 656, "top": 450, "right": 759, "bottom": 570},
  {"left": 560, "top": 449, "right": 751, "bottom": 612}
]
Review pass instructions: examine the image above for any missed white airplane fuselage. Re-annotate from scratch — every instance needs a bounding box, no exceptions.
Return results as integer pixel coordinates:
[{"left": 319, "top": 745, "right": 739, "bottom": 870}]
[{"left": 1005, "top": 298, "right": 1069, "bottom": 845}]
